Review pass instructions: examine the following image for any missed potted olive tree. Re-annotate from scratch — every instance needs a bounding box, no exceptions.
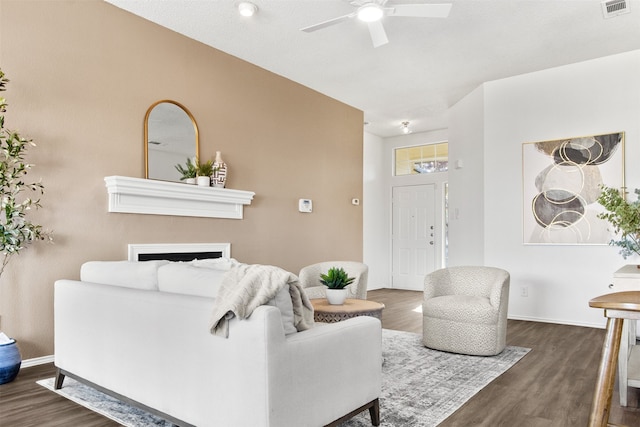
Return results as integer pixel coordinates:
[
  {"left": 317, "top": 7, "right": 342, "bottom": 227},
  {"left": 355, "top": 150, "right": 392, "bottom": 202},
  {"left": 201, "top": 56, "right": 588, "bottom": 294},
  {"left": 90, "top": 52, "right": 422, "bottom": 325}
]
[
  {"left": 320, "top": 267, "right": 355, "bottom": 305},
  {"left": 0, "top": 69, "right": 52, "bottom": 384},
  {"left": 597, "top": 186, "right": 640, "bottom": 260}
]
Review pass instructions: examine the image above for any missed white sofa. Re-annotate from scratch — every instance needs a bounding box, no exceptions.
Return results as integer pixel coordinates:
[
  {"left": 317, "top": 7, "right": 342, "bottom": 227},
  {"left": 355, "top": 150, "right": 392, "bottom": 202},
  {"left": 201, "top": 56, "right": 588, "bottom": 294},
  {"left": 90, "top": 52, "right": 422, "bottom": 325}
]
[{"left": 54, "top": 259, "right": 382, "bottom": 427}]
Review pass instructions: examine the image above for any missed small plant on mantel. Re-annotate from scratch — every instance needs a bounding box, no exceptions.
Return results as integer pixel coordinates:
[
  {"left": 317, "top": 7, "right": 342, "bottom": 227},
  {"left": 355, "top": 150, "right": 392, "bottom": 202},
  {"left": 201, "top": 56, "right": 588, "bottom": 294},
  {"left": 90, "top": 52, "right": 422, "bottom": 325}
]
[
  {"left": 196, "top": 159, "right": 214, "bottom": 177},
  {"left": 174, "top": 157, "right": 197, "bottom": 181},
  {"left": 597, "top": 186, "right": 640, "bottom": 259},
  {"left": 0, "top": 69, "right": 52, "bottom": 277},
  {"left": 320, "top": 267, "right": 355, "bottom": 289}
]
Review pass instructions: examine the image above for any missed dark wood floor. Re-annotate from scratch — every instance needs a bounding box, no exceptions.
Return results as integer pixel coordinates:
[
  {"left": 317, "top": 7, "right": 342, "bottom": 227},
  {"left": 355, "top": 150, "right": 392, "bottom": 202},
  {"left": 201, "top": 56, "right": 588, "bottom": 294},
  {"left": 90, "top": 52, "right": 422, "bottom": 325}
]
[
  {"left": 371, "top": 288, "right": 640, "bottom": 426},
  {"left": 1, "top": 289, "right": 639, "bottom": 426}
]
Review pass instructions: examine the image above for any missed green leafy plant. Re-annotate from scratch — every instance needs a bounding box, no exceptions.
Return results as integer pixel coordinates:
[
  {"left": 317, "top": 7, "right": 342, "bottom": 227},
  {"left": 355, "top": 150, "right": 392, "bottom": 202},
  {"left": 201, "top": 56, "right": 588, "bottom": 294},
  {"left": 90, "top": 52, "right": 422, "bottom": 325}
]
[
  {"left": 0, "top": 69, "right": 52, "bottom": 277},
  {"left": 174, "top": 157, "right": 197, "bottom": 180},
  {"left": 597, "top": 186, "right": 640, "bottom": 259},
  {"left": 320, "top": 267, "right": 355, "bottom": 290},
  {"left": 196, "top": 159, "right": 214, "bottom": 177}
]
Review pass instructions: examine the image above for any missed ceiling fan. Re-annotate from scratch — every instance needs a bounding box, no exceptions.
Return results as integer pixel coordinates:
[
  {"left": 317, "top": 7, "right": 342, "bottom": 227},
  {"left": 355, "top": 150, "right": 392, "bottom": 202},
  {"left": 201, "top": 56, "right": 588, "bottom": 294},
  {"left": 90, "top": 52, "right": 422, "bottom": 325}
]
[{"left": 300, "top": 0, "right": 452, "bottom": 48}]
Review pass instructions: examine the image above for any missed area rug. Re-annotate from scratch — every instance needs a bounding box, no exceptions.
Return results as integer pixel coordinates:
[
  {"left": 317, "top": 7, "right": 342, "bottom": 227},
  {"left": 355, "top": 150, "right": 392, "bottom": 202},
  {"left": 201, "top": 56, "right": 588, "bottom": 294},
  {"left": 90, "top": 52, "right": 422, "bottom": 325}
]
[{"left": 38, "top": 329, "right": 529, "bottom": 427}]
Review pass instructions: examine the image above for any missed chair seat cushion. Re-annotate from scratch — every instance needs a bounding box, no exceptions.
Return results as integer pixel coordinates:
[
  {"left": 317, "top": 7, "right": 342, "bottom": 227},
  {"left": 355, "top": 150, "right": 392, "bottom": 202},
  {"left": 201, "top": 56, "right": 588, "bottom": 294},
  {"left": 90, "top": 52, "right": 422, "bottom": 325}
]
[{"left": 423, "top": 295, "right": 497, "bottom": 325}]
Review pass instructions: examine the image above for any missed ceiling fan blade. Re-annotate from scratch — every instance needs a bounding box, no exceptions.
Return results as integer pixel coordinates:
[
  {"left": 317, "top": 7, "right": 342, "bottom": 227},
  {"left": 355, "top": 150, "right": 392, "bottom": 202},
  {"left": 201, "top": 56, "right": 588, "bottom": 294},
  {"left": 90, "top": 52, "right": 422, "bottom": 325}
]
[
  {"left": 367, "top": 20, "right": 389, "bottom": 48},
  {"left": 300, "top": 13, "right": 356, "bottom": 32},
  {"left": 388, "top": 3, "right": 452, "bottom": 18}
]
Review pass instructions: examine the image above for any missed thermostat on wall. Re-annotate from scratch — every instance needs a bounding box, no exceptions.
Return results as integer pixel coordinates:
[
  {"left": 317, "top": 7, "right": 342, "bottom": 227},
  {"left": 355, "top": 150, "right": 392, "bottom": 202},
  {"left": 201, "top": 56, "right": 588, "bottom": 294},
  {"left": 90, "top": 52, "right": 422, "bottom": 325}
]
[{"left": 299, "top": 199, "right": 313, "bottom": 213}]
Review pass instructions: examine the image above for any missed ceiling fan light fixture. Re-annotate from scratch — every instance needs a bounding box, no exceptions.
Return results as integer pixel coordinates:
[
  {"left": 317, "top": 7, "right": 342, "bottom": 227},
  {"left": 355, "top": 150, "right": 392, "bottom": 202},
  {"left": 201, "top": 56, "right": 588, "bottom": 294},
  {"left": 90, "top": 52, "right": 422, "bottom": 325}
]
[
  {"left": 238, "top": 2, "right": 258, "bottom": 17},
  {"left": 357, "top": 3, "right": 384, "bottom": 22}
]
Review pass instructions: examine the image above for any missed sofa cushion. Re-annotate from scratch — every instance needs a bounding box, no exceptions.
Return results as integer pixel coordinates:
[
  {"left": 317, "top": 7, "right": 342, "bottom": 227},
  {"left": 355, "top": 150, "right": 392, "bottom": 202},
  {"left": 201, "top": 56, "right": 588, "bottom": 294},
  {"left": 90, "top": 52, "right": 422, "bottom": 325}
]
[
  {"left": 157, "top": 263, "right": 226, "bottom": 298},
  {"left": 80, "top": 260, "right": 168, "bottom": 290},
  {"left": 159, "top": 260, "right": 296, "bottom": 334},
  {"left": 423, "top": 294, "right": 497, "bottom": 325},
  {"left": 189, "top": 257, "right": 239, "bottom": 270}
]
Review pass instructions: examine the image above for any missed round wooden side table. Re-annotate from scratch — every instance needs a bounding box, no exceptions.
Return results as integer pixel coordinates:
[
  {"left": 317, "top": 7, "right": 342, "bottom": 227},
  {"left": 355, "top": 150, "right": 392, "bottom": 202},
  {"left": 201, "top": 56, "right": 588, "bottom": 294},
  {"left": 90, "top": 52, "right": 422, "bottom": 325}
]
[{"left": 310, "top": 298, "right": 385, "bottom": 323}]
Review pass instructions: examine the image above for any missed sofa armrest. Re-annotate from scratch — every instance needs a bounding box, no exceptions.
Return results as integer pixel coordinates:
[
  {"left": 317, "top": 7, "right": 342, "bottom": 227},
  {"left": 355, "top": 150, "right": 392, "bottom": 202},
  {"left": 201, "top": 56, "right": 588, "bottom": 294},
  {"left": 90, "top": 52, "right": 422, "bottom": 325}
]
[{"left": 271, "top": 316, "right": 382, "bottom": 426}]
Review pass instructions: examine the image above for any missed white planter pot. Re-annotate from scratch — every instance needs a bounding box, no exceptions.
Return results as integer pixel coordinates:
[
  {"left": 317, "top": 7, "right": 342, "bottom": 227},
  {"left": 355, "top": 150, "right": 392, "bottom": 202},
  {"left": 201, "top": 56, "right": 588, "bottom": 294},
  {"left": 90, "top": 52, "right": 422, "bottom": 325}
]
[
  {"left": 185, "top": 178, "right": 196, "bottom": 185},
  {"left": 326, "top": 288, "right": 347, "bottom": 305},
  {"left": 196, "top": 176, "right": 211, "bottom": 186}
]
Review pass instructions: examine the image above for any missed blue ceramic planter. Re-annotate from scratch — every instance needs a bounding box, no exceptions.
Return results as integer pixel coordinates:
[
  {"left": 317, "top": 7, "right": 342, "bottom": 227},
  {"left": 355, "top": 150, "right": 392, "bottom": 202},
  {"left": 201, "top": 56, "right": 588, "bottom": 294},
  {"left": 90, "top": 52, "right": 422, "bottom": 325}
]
[{"left": 0, "top": 338, "right": 21, "bottom": 384}]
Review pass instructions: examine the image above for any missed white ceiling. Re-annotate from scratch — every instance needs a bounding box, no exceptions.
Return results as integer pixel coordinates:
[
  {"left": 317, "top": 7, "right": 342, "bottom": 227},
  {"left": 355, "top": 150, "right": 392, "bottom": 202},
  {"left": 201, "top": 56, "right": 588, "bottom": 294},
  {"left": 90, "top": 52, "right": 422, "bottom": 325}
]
[{"left": 105, "top": 0, "right": 640, "bottom": 137}]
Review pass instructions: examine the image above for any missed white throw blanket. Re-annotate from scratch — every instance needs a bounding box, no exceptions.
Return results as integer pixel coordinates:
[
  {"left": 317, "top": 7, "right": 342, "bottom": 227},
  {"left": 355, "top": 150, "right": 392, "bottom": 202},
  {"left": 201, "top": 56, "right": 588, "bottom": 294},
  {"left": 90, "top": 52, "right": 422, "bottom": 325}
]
[{"left": 209, "top": 264, "right": 314, "bottom": 337}]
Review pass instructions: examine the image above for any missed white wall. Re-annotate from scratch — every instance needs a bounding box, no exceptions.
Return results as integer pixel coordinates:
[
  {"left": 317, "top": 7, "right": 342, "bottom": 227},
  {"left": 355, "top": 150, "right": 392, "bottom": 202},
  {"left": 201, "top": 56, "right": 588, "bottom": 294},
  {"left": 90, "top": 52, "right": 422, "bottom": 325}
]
[
  {"left": 363, "top": 132, "right": 389, "bottom": 290},
  {"left": 450, "top": 50, "right": 640, "bottom": 328},
  {"left": 363, "top": 129, "right": 448, "bottom": 290},
  {"left": 448, "top": 86, "right": 486, "bottom": 266}
]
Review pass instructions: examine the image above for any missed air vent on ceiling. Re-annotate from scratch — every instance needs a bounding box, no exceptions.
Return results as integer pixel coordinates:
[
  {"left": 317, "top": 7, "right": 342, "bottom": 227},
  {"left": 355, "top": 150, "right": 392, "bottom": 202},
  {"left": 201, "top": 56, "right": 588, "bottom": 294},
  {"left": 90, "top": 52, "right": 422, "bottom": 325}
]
[{"left": 602, "top": 0, "right": 630, "bottom": 18}]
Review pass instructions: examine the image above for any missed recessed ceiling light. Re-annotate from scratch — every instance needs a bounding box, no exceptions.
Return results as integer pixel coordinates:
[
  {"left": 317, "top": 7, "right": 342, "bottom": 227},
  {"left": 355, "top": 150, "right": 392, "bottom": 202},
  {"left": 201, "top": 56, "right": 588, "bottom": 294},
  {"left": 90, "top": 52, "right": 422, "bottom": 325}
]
[
  {"left": 238, "top": 2, "right": 257, "bottom": 17},
  {"left": 401, "top": 121, "right": 411, "bottom": 134}
]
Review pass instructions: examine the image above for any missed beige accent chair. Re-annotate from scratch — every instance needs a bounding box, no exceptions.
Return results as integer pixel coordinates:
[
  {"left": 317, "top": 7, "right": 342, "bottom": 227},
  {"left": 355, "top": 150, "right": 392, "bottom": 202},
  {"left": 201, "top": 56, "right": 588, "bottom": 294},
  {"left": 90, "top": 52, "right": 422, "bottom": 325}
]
[
  {"left": 299, "top": 261, "right": 369, "bottom": 300},
  {"left": 422, "top": 266, "right": 510, "bottom": 356}
]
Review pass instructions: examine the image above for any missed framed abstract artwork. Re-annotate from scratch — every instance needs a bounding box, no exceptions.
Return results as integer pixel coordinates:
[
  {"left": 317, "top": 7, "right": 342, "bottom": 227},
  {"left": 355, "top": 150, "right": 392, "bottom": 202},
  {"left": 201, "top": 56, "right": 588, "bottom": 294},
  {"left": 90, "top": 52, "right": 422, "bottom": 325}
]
[{"left": 522, "top": 132, "right": 625, "bottom": 245}]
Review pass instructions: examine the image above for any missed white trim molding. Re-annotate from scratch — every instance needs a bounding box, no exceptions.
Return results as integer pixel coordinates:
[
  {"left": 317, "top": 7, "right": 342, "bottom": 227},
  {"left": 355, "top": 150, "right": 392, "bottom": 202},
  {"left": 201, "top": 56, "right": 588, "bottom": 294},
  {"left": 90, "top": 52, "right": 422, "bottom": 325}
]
[
  {"left": 22, "top": 354, "right": 55, "bottom": 368},
  {"left": 104, "top": 176, "right": 255, "bottom": 219}
]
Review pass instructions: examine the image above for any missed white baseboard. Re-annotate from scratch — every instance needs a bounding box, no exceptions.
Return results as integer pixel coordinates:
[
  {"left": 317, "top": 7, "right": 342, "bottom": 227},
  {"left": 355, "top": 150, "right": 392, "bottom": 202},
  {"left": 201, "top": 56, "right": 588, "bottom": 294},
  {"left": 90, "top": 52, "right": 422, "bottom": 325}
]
[
  {"left": 508, "top": 314, "right": 604, "bottom": 330},
  {"left": 21, "top": 354, "right": 54, "bottom": 368}
]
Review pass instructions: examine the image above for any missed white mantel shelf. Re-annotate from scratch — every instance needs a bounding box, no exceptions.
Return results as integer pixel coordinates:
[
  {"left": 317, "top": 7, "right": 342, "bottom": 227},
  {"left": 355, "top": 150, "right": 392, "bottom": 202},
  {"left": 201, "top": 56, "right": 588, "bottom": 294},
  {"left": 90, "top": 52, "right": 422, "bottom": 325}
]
[{"left": 104, "top": 176, "right": 255, "bottom": 219}]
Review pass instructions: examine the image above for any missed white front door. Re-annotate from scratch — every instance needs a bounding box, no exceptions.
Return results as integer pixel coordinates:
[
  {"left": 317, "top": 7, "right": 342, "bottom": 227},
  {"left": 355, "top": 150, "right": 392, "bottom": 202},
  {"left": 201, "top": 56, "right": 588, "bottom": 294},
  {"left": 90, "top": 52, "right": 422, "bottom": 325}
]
[{"left": 392, "top": 184, "right": 436, "bottom": 290}]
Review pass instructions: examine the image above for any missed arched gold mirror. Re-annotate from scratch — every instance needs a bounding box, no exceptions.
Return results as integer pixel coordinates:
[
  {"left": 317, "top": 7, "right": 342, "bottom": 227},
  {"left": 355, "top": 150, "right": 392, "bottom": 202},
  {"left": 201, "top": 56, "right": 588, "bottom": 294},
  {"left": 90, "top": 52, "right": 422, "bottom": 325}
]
[{"left": 144, "top": 100, "right": 199, "bottom": 182}]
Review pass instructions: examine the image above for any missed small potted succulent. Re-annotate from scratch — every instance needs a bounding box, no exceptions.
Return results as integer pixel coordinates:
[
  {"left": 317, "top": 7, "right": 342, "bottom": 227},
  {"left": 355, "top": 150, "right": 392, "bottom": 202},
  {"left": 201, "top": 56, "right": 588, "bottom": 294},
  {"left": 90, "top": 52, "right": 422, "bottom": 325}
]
[
  {"left": 320, "top": 267, "right": 355, "bottom": 305},
  {"left": 196, "top": 159, "right": 214, "bottom": 186},
  {"left": 175, "top": 157, "right": 197, "bottom": 184},
  {"left": 597, "top": 186, "right": 640, "bottom": 261}
]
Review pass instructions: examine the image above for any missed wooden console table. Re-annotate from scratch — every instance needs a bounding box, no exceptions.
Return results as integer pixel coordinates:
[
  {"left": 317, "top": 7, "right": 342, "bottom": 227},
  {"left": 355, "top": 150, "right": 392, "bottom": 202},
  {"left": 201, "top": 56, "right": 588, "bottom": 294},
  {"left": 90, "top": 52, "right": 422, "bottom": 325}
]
[
  {"left": 310, "top": 299, "right": 385, "bottom": 323},
  {"left": 588, "top": 291, "right": 640, "bottom": 427},
  {"left": 611, "top": 265, "right": 640, "bottom": 407}
]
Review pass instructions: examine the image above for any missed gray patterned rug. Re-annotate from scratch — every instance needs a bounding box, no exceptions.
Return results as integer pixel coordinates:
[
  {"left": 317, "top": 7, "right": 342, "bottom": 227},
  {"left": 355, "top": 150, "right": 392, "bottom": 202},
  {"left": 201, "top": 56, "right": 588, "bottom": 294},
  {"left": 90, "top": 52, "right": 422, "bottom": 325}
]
[{"left": 38, "top": 329, "right": 529, "bottom": 426}]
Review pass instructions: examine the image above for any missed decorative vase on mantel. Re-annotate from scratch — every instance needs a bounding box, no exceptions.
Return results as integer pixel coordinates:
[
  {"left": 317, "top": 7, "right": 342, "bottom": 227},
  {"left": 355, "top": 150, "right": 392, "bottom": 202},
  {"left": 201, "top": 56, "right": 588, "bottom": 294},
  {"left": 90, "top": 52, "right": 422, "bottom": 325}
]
[
  {"left": 0, "top": 337, "right": 21, "bottom": 385},
  {"left": 212, "top": 151, "right": 227, "bottom": 188},
  {"left": 326, "top": 288, "right": 347, "bottom": 305}
]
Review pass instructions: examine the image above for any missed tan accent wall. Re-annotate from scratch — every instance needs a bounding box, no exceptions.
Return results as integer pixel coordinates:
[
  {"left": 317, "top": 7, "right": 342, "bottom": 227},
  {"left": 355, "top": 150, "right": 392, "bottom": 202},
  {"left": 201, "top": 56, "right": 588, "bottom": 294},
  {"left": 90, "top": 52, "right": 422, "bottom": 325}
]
[{"left": 0, "top": 0, "right": 363, "bottom": 359}]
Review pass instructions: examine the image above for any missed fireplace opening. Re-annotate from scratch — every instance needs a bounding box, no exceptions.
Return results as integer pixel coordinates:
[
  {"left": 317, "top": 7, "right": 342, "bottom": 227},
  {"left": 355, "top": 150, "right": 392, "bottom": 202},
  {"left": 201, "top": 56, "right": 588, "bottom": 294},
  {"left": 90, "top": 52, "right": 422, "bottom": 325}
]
[
  {"left": 128, "top": 243, "right": 231, "bottom": 262},
  {"left": 137, "top": 251, "right": 223, "bottom": 262}
]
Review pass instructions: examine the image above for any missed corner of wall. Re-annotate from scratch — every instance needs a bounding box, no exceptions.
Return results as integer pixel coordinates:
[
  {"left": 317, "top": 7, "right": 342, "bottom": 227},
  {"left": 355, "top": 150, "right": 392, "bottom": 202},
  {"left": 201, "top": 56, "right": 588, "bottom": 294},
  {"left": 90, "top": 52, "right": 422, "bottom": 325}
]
[{"left": 447, "top": 85, "right": 486, "bottom": 266}]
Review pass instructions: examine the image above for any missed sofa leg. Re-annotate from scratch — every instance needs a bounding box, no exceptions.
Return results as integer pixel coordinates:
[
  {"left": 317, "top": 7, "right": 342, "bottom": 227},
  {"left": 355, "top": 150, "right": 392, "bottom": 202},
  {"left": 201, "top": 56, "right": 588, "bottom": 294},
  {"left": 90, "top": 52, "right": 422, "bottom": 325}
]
[
  {"left": 369, "top": 398, "right": 380, "bottom": 426},
  {"left": 54, "top": 369, "right": 65, "bottom": 390},
  {"left": 324, "top": 398, "right": 380, "bottom": 427}
]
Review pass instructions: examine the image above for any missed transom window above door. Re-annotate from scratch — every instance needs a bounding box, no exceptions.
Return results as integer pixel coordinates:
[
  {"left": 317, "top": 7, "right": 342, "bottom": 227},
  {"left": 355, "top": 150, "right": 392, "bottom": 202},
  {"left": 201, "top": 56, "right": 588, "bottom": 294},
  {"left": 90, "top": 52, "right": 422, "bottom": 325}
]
[{"left": 395, "top": 142, "right": 448, "bottom": 176}]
